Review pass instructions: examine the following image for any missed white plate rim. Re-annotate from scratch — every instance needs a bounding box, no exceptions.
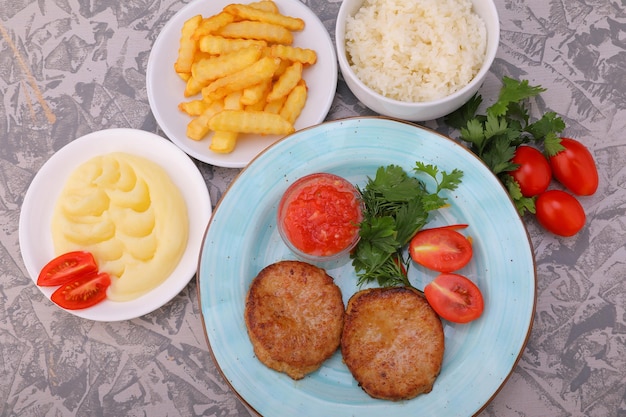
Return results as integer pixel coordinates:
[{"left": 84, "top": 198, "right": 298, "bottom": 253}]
[
  {"left": 146, "top": 0, "right": 338, "bottom": 168},
  {"left": 197, "top": 116, "right": 537, "bottom": 416},
  {"left": 18, "top": 128, "right": 212, "bottom": 322}
]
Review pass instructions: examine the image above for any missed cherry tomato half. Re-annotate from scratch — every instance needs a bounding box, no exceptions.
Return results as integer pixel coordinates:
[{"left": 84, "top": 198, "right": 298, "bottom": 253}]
[
  {"left": 549, "top": 137, "right": 598, "bottom": 196},
  {"left": 37, "top": 251, "right": 98, "bottom": 286},
  {"left": 422, "top": 224, "right": 469, "bottom": 232},
  {"left": 535, "top": 190, "right": 586, "bottom": 237},
  {"left": 510, "top": 145, "right": 552, "bottom": 197},
  {"left": 50, "top": 272, "right": 111, "bottom": 310},
  {"left": 409, "top": 227, "right": 473, "bottom": 272},
  {"left": 424, "top": 273, "right": 484, "bottom": 323}
]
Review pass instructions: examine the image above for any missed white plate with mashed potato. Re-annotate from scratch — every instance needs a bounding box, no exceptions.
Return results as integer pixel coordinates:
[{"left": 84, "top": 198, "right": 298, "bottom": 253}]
[
  {"left": 146, "top": 0, "right": 338, "bottom": 168},
  {"left": 19, "top": 128, "right": 212, "bottom": 321}
]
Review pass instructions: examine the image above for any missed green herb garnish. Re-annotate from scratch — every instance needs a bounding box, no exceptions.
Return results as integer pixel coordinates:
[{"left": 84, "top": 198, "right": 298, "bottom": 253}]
[
  {"left": 351, "top": 163, "right": 463, "bottom": 288},
  {"left": 444, "top": 76, "right": 566, "bottom": 215}
]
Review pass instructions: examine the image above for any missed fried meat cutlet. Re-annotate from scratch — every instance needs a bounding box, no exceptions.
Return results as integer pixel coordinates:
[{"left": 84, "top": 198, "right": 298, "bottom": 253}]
[
  {"left": 244, "top": 260, "right": 345, "bottom": 380},
  {"left": 341, "top": 286, "right": 444, "bottom": 401}
]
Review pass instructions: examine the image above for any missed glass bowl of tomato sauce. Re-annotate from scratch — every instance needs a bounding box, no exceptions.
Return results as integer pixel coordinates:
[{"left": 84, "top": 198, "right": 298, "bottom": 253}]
[{"left": 277, "top": 173, "right": 363, "bottom": 267}]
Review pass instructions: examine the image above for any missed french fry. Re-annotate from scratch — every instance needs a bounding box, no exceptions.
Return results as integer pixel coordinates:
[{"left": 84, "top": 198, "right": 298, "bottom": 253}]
[
  {"left": 245, "top": 101, "right": 267, "bottom": 112},
  {"left": 280, "top": 80, "right": 307, "bottom": 125},
  {"left": 193, "top": 51, "right": 213, "bottom": 62},
  {"left": 241, "top": 79, "right": 272, "bottom": 106},
  {"left": 224, "top": 4, "right": 305, "bottom": 31},
  {"left": 209, "top": 130, "right": 238, "bottom": 153},
  {"left": 198, "top": 35, "right": 267, "bottom": 55},
  {"left": 184, "top": 75, "right": 205, "bottom": 97},
  {"left": 174, "top": 15, "right": 203, "bottom": 74},
  {"left": 266, "top": 61, "right": 302, "bottom": 102},
  {"left": 210, "top": 91, "right": 242, "bottom": 153},
  {"left": 177, "top": 72, "right": 191, "bottom": 82},
  {"left": 224, "top": 90, "right": 243, "bottom": 109},
  {"left": 248, "top": 1, "right": 279, "bottom": 13},
  {"left": 208, "top": 110, "right": 295, "bottom": 135},
  {"left": 244, "top": 80, "right": 272, "bottom": 111},
  {"left": 193, "top": 12, "right": 236, "bottom": 40},
  {"left": 192, "top": 45, "right": 263, "bottom": 85},
  {"left": 187, "top": 100, "right": 225, "bottom": 140},
  {"left": 272, "top": 58, "right": 291, "bottom": 79},
  {"left": 264, "top": 95, "right": 287, "bottom": 114},
  {"left": 178, "top": 99, "right": 211, "bottom": 116},
  {"left": 202, "top": 56, "right": 280, "bottom": 101},
  {"left": 217, "top": 21, "right": 293, "bottom": 44},
  {"left": 270, "top": 44, "right": 317, "bottom": 65}
]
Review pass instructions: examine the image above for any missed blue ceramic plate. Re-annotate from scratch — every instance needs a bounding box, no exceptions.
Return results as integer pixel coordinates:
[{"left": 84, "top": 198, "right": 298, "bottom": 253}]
[{"left": 198, "top": 117, "right": 536, "bottom": 416}]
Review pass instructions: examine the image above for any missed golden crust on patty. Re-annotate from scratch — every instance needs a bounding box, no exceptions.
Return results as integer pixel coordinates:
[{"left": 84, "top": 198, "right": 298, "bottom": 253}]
[
  {"left": 244, "top": 260, "right": 345, "bottom": 380},
  {"left": 341, "top": 286, "right": 444, "bottom": 401}
]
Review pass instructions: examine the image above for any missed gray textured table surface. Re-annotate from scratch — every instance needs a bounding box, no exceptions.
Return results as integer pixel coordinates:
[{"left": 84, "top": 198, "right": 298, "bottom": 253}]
[{"left": 1, "top": 0, "right": 625, "bottom": 416}]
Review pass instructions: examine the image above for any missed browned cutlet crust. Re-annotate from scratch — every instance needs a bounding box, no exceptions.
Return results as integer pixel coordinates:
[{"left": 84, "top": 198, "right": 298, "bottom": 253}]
[
  {"left": 341, "top": 286, "right": 444, "bottom": 401},
  {"left": 244, "top": 260, "right": 345, "bottom": 380}
]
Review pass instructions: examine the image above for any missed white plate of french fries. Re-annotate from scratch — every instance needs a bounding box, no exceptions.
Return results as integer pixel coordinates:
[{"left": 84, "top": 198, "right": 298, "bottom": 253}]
[{"left": 147, "top": 0, "right": 338, "bottom": 168}]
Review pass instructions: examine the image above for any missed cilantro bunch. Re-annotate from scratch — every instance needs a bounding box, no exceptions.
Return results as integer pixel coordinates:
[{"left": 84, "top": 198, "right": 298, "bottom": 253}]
[
  {"left": 351, "top": 163, "right": 463, "bottom": 288},
  {"left": 444, "top": 77, "right": 566, "bottom": 215}
]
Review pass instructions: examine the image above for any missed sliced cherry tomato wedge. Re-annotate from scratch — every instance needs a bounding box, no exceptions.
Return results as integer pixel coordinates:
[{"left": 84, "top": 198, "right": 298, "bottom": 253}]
[
  {"left": 424, "top": 273, "right": 484, "bottom": 323},
  {"left": 37, "top": 251, "right": 98, "bottom": 286},
  {"left": 421, "top": 224, "right": 469, "bottom": 232},
  {"left": 409, "top": 227, "right": 473, "bottom": 272},
  {"left": 50, "top": 272, "right": 111, "bottom": 310}
]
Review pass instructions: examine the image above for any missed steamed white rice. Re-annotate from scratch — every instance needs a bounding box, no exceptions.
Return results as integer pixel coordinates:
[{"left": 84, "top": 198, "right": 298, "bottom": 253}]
[{"left": 345, "top": 0, "right": 487, "bottom": 103}]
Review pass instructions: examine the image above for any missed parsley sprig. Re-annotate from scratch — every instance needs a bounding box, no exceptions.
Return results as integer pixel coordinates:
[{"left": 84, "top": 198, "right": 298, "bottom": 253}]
[
  {"left": 351, "top": 163, "right": 463, "bottom": 288},
  {"left": 444, "top": 77, "right": 566, "bottom": 215}
]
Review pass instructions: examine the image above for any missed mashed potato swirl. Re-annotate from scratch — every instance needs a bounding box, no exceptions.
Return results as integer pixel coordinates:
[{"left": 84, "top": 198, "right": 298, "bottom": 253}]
[{"left": 51, "top": 152, "right": 189, "bottom": 302}]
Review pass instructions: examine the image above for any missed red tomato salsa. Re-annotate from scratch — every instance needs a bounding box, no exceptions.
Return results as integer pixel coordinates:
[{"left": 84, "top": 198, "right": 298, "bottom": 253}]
[{"left": 278, "top": 173, "right": 363, "bottom": 258}]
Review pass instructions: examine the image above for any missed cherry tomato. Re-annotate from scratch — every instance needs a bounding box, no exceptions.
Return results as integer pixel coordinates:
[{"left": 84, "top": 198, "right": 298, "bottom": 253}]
[
  {"left": 422, "top": 224, "right": 469, "bottom": 232},
  {"left": 424, "top": 273, "right": 484, "bottom": 323},
  {"left": 409, "top": 227, "right": 473, "bottom": 272},
  {"left": 50, "top": 272, "right": 111, "bottom": 310},
  {"left": 549, "top": 137, "right": 598, "bottom": 196},
  {"left": 37, "top": 251, "right": 98, "bottom": 286},
  {"left": 510, "top": 145, "right": 552, "bottom": 197},
  {"left": 535, "top": 190, "right": 585, "bottom": 237}
]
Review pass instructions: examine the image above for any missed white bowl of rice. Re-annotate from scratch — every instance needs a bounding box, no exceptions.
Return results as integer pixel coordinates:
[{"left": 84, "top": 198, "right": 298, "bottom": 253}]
[{"left": 335, "top": 0, "right": 500, "bottom": 121}]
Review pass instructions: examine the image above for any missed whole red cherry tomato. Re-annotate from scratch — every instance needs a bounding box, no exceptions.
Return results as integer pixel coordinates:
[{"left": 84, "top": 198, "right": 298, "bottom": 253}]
[
  {"left": 549, "top": 138, "right": 598, "bottom": 196},
  {"left": 510, "top": 145, "right": 552, "bottom": 197},
  {"left": 535, "top": 190, "right": 586, "bottom": 236}
]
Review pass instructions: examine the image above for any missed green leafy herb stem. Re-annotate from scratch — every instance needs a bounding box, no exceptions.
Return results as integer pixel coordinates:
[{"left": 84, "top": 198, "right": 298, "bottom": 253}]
[
  {"left": 350, "top": 162, "right": 463, "bottom": 288},
  {"left": 444, "top": 76, "right": 566, "bottom": 215}
]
